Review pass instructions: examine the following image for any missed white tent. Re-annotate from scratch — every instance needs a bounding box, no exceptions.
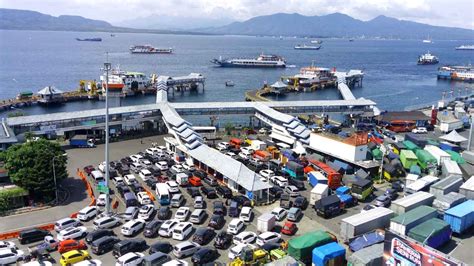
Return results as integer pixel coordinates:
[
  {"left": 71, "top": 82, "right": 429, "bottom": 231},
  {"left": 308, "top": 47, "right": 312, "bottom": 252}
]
[
  {"left": 439, "top": 130, "right": 467, "bottom": 143},
  {"left": 37, "top": 86, "right": 63, "bottom": 96}
]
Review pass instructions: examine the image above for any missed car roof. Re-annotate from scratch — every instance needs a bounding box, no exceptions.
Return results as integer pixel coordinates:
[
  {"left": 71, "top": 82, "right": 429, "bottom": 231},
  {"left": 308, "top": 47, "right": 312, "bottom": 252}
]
[
  {"left": 259, "top": 231, "right": 276, "bottom": 237},
  {"left": 175, "top": 241, "right": 194, "bottom": 248}
]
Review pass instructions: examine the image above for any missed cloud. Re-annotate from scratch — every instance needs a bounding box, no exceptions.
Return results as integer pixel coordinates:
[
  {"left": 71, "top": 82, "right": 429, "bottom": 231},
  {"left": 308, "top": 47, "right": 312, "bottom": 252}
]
[{"left": 1, "top": 0, "right": 472, "bottom": 29}]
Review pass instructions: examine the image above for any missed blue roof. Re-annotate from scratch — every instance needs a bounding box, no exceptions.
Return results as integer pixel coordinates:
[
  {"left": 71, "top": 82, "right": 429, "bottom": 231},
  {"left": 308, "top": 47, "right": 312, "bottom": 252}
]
[
  {"left": 445, "top": 200, "right": 474, "bottom": 217},
  {"left": 312, "top": 242, "right": 345, "bottom": 264},
  {"left": 336, "top": 186, "right": 350, "bottom": 195}
]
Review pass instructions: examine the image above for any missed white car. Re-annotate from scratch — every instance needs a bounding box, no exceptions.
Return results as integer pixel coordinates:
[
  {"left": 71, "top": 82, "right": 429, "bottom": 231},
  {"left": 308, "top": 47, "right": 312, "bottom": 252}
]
[
  {"left": 124, "top": 174, "right": 137, "bottom": 185},
  {"left": 240, "top": 147, "right": 255, "bottom": 154},
  {"left": 217, "top": 142, "right": 230, "bottom": 150},
  {"left": 233, "top": 231, "right": 257, "bottom": 245},
  {"left": 166, "top": 181, "right": 180, "bottom": 193},
  {"left": 57, "top": 226, "right": 88, "bottom": 241},
  {"left": 77, "top": 206, "right": 98, "bottom": 221},
  {"left": 259, "top": 169, "right": 274, "bottom": 181},
  {"left": 172, "top": 222, "right": 193, "bottom": 241},
  {"left": 156, "top": 145, "right": 167, "bottom": 152},
  {"left": 412, "top": 127, "right": 428, "bottom": 134},
  {"left": 225, "top": 152, "right": 237, "bottom": 159},
  {"left": 174, "top": 207, "right": 190, "bottom": 222},
  {"left": 138, "top": 205, "right": 155, "bottom": 221},
  {"left": 256, "top": 232, "right": 281, "bottom": 246},
  {"left": 98, "top": 161, "right": 107, "bottom": 173},
  {"left": 146, "top": 147, "right": 161, "bottom": 155},
  {"left": 155, "top": 161, "right": 169, "bottom": 171},
  {"left": 228, "top": 243, "right": 255, "bottom": 260},
  {"left": 163, "top": 260, "right": 188, "bottom": 266},
  {"left": 138, "top": 169, "right": 152, "bottom": 181},
  {"left": 112, "top": 176, "right": 125, "bottom": 186},
  {"left": 239, "top": 207, "right": 253, "bottom": 222},
  {"left": 238, "top": 152, "right": 250, "bottom": 160},
  {"left": 182, "top": 162, "right": 195, "bottom": 172},
  {"left": 72, "top": 259, "right": 102, "bottom": 266},
  {"left": 0, "top": 248, "right": 24, "bottom": 265},
  {"left": 96, "top": 194, "right": 107, "bottom": 207},
  {"left": 285, "top": 185, "right": 300, "bottom": 197},
  {"left": 270, "top": 176, "right": 288, "bottom": 187},
  {"left": 140, "top": 159, "right": 152, "bottom": 168},
  {"left": 115, "top": 252, "right": 144, "bottom": 266},
  {"left": 130, "top": 154, "right": 143, "bottom": 163},
  {"left": 137, "top": 192, "right": 151, "bottom": 205},
  {"left": 121, "top": 219, "right": 145, "bottom": 236},
  {"left": 227, "top": 218, "right": 245, "bottom": 235},
  {"left": 0, "top": 241, "right": 16, "bottom": 250},
  {"left": 54, "top": 217, "right": 80, "bottom": 232},
  {"left": 159, "top": 219, "right": 180, "bottom": 237},
  {"left": 23, "top": 261, "right": 53, "bottom": 266},
  {"left": 271, "top": 207, "right": 287, "bottom": 221},
  {"left": 93, "top": 215, "right": 121, "bottom": 229},
  {"left": 170, "top": 165, "right": 184, "bottom": 174}
]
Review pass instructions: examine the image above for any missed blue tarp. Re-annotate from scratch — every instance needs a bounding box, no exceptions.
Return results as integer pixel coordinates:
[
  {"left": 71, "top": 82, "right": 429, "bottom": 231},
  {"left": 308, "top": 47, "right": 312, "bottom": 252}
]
[
  {"left": 349, "top": 230, "right": 385, "bottom": 252},
  {"left": 388, "top": 152, "right": 399, "bottom": 160},
  {"left": 410, "top": 165, "right": 421, "bottom": 175},
  {"left": 312, "top": 242, "right": 346, "bottom": 266},
  {"left": 335, "top": 186, "right": 350, "bottom": 195}
]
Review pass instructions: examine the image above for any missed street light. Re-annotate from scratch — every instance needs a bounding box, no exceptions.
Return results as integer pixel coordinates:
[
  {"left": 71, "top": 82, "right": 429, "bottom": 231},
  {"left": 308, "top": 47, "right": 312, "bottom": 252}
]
[
  {"left": 104, "top": 58, "right": 112, "bottom": 215},
  {"left": 52, "top": 153, "right": 67, "bottom": 204}
]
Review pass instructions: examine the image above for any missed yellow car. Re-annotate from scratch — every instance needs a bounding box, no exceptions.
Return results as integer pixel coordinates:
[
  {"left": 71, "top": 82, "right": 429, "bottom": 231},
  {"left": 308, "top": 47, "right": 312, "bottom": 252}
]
[{"left": 60, "top": 250, "right": 91, "bottom": 266}]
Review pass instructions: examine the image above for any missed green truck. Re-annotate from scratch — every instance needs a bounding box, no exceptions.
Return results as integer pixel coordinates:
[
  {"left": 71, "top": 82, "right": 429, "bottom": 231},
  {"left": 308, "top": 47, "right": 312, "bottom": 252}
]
[
  {"left": 400, "top": 150, "right": 418, "bottom": 169},
  {"left": 287, "top": 230, "right": 336, "bottom": 264}
]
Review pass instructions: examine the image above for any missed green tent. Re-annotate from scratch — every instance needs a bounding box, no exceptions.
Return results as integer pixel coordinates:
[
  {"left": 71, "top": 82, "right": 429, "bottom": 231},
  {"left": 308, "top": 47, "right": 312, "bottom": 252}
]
[
  {"left": 372, "top": 148, "right": 383, "bottom": 160},
  {"left": 426, "top": 139, "right": 439, "bottom": 146},
  {"left": 403, "top": 140, "right": 420, "bottom": 151},
  {"left": 445, "top": 150, "right": 465, "bottom": 164},
  {"left": 407, "top": 218, "right": 450, "bottom": 248},
  {"left": 288, "top": 230, "right": 334, "bottom": 263}
]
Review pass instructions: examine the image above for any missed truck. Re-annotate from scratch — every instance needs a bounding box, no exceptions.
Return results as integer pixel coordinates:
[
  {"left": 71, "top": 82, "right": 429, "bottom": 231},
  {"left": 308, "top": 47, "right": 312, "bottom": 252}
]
[
  {"left": 340, "top": 207, "right": 394, "bottom": 241},
  {"left": 314, "top": 195, "right": 342, "bottom": 218},
  {"left": 284, "top": 161, "right": 304, "bottom": 180},
  {"left": 287, "top": 230, "right": 336, "bottom": 264},
  {"left": 257, "top": 213, "right": 276, "bottom": 233},
  {"left": 400, "top": 150, "right": 418, "bottom": 169},
  {"left": 462, "top": 150, "right": 474, "bottom": 164},
  {"left": 404, "top": 175, "right": 439, "bottom": 195},
  {"left": 424, "top": 145, "right": 451, "bottom": 166},
  {"left": 441, "top": 159, "right": 462, "bottom": 178},
  {"left": 312, "top": 242, "right": 346, "bottom": 266},
  {"left": 460, "top": 176, "right": 474, "bottom": 199},
  {"left": 310, "top": 184, "right": 328, "bottom": 206},
  {"left": 443, "top": 200, "right": 474, "bottom": 234},
  {"left": 389, "top": 205, "right": 438, "bottom": 236},
  {"left": 433, "top": 192, "right": 466, "bottom": 215},
  {"left": 308, "top": 171, "right": 327, "bottom": 187},
  {"left": 175, "top": 173, "right": 189, "bottom": 186},
  {"left": 347, "top": 243, "right": 383, "bottom": 266},
  {"left": 407, "top": 218, "right": 452, "bottom": 248},
  {"left": 390, "top": 191, "right": 435, "bottom": 215},
  {"left": 250, "top": 140, "right": 267, "bottom": 151},
  {"left": 415, "top": 149, "right": 437, "bottom": 170},
  {"left": 69, "top": 135, "right": 95, "bottom": 148},
  {"left": 335, "top": 186, "right": 357, "bottom": 207},
  {"left": 230, "top": 247, "right": 269, "bottom": 266},
  {"left": 429, "top": 175, "right": 463, "bottom": 199}
]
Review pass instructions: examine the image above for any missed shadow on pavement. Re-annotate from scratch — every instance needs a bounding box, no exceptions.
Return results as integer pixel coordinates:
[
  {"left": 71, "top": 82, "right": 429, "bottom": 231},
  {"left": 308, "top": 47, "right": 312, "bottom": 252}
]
[{"left": 59, "top": 177, "right": 88, "bottom": 206}]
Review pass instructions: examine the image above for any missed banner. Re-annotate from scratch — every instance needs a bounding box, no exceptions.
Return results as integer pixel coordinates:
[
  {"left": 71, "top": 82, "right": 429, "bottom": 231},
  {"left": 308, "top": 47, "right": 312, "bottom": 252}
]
[{"left": 383, "top": 231, "right": 463, "bottom": 266}]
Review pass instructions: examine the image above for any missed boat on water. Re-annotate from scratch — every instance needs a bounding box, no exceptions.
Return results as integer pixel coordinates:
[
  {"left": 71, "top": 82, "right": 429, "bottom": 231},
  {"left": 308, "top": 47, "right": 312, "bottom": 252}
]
[
  {"left": 284, "top": 65, "right": 335, "bottom": 89},
  {"left": 310, "top": 40, "right": 323, "bottom": 44},
  {"left": 422, "top": 37, "right": 433, "bottom": 43},
  {"left": 455, "top": 45, "right": 474, "bottom": 50},
  {"left": 294, "top": 44, "right": 321, "bottom": 50},
  {"left": 211, "top": 54, "right": 286, "bottom": 68},
  {"left": 129, "top": 45, "right": 173, "bottom": 54},
  {"left": 417, "top": 52, "right": 439, "bottom": 65},
  {"left": 99, "top": 67, "right": 150, "bottom": 94},
  {"left": 438, "top": 65, "right": 474, "bottom": 82},
  {"left": 76, "top": 38, "right": 102, "bottom": 42},
  {"left": 225, "top": 80, "right": 235, "bottom": 87}
]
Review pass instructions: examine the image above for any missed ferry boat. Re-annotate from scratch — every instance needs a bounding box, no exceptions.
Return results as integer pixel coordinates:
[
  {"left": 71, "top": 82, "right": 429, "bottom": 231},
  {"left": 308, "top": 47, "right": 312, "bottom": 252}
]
[
  {"left": 310, "top": 40, "right": 323, "bottom": 44},
  {"left": 211, "top": 54, "right": 286, "bottom": 68},
  {"left": 129, "top": 45, "right": 173, "bottom": 54},
  {"left": 455, "top": 45, "right": 474, "bottom": 50},
  {"left": 285, "top": 66, "right": 335, "bottom": 88},
  {"left": 437, "top": 65, "right": 474, "bottom": 82},
  {"left": 100, "top": 67, "right": 150, "bottom": 94},
  {"left": 417, "top": 52, "right": 439, "bottom": 65},
  {"left": 76, "top": 38, "right": 102, "bottom": 42},
  {"left": 294, "top": 44, "right": 321, "bottom": 50}
]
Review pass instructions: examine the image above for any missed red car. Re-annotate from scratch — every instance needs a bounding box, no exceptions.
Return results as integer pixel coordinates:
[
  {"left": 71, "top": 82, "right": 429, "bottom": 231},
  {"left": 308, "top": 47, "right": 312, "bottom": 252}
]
[
  {"left": 157, "top": 175, "right": 169, "bottom": 183},
  {"left": 83, "top": 165, "right": 95, "bottom": 176},
  {"left": 189, "top": 176, "right": 202, "bottom": 186},
  {"left": 281, "top": 221, "right": 297, "bottom": 235},
  {"left": 58, "top": 239, "right": 87, "bottom": 254}
]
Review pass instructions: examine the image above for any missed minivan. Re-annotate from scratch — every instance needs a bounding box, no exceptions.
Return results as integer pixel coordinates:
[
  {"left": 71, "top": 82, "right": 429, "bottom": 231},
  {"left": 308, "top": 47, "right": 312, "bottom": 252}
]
[
  {"left": 203, "top": 175, "right": 218, "bottom": 187},
  {"left": 124, "top": 192, "right": 139, "bottom": 208},
  {"left": 139, "top": 169, "right": 153, "bottom": 182},
  {"left": 91, "top": 236, "right": 120, "bottom": 255},
  {"left": 141, "top": 252, "right": 171, "bottom": 266},
  {"left": 18, "top": 228, "right": 51, "bottom": 244},
  {"left": 173, "top": 241, "right": 200, "bottom": 258},
  {"left": 130, "top": 162, "right": 142, "bottom": 173},
  {"left": 229, "top": 201, "right": 240, "bottom": 217},
  {"left": 54, "top": 218, "right": 80, "bottom": 232},
  {"left": 113, "top": 239, "right": 147, "bottom": 258},
  {"left": 85, "top": 229, "right": 115, "bottom": 244},
  {"left": 91, "top": 170, "right": 104, "bottom": 183},
  {"left": 170, "top": 194, "right": 184, "bottom": 208},
  {"left": 123, "top": 206, "right": 139, "bottom": 221},
  {"left": 287, "top": 207, "right": 303, "bottom": 222},
  {"left": 172, "top": 222, "right": 193, "bottom": 241},
  {"left": 216, "top": 186, "right": 233, "bottom": 199},
  {"left": 190, "top": 209, "right": 207, "bottom": 224}
]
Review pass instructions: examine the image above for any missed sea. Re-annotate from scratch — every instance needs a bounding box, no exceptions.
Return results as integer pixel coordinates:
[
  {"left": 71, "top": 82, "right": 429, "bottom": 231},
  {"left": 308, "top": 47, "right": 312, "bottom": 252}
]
[{"left": 1, "top": 30, "right": 474, "bottom": 119}]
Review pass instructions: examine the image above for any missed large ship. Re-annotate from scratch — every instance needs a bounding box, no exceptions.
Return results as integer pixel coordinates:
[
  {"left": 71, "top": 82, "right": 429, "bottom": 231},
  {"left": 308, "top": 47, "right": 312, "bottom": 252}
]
[
  {"left": 437, "top": 65, "right": 474, "bottom": 82},
  {"left": 100, "top": 67, "right": 150, "bottom": 95},
  {"left": 285, "top": 66, "right": 335, "bottom": 87},
  {"left": 294, "top": 44, "right": 321, "bottom": 50},
  {"left": 455, "top": 45, "right": 474, "bottom": 50},
  {"left": 129, "top": 45, "right": 173, "bottom": 54},
  {"left": 417, "top": 52, "right": 439, "bottom": 65},
  {"left": 211, "top": 54, "right": 286, "bottom": 68},
  {"left": 76, "top": 38, "right": 102, "bottom": 42}
]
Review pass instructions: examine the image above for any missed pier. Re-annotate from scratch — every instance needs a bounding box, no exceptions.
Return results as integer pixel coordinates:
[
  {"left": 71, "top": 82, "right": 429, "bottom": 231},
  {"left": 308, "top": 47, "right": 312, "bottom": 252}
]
[{"left": 334, "top": 70, "right": 364, "bottom": 100}]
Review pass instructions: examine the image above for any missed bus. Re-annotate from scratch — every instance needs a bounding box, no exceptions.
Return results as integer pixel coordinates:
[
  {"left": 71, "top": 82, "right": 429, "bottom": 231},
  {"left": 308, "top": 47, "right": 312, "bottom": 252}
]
[
  {"left": 308, "top": 160, "right": 342, "bottom": 189},
  {"left": 351, "top": 179, "right": 374, "bottom": 201},
  {"left": 192, "top": 126, "right": 217, "bottom": 140},
  {"left": 155, "top": 183, "right": 170, "bottom": 205}
]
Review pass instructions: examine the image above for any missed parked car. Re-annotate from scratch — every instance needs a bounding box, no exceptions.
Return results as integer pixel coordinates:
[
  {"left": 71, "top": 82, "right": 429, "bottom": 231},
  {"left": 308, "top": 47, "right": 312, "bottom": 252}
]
[
  {"left": 165, "top": 181, "right": 180, "bottom": 193},
  {"left": 192, "top": 227, "right": 215, "bottom": 245},
  {"left": 281, "top": 221, "right": 297, "bottom": 235},
  {"left": 174, "top": 207, "right": 190, "bottom": 222},
  {"left": 57, "top": 226, "right": 87, "bottom": 241},
  {"left": 157, "top": 206, "right": 171, "bottom": 220},
  {"left": 121, "top": 219, "right": 145, "bottom": 236},
  {"left": 171, "top": 194, "right": 185, "bottom": 208},
  {"left": 201, "top": 186, "right": 217, "bottom": 199},
  {"left": 58, "top": 239, "right": 87, "bottom": 254},
  {"left": 172, "top": 241, "right": 200, "bottom": 259},
  {"left": 85, "top": 229, "right": 115, "bottom": 245},
  {"left": 208, "top": 214, "right": 225, "bottom": 230},
  {"left": 194, "top": 196, "right": 205, "bottom": 209},
  {"left": 77, "top": 206, "right": 98, "bottom": 222},
  {"left": 271, "top": 207, "right": 287, "bottom": 221},
  {"left": 54, "top": 218, "right": 80, "bottom": 232},
  {"left": 293, "top": 196, "right": 308, "bottom": 210},
  {"left": 123, "top": 207, "right": 139, "bottom": 221},
  {"left": 270, "top": 176, "right": 288, "bottom": 187},
  {"left": 190, "top": 209, "right": 207, "bottom": 224},
  {"left": 227, "top": 219, "right": 245, "bottom": 235},
  {"left": 213, "top": 201, "right": 226, "bottom": 216},
  {"left": 216, "top": 186, "right": 233, "bottom": 199},
  {"left": 172, "top": 222, "right": 194, "bottom": 241},
  {"left": 228, "top": 243, "right": 255, "bottom": 260},
  {"left": 232, "top": 195, "right": 252, "bottom": 207},
  {"left": 233, "top": 231, "right": 257, "bottom": 245},
  {"left": 149, "top": 241, "right": 173, "bottom": 254},
  {"left": 189, "top": 176, "right": 202, "bottom": 186},
  {"left": 90, "top": 236, "right": 119, "bottom": 255},
  {"left": 203, "top": 175, "right": 218, "bottom": 186},
  {"left": 18, "top": 228, "right": 51, "bottom": 244},
  {"left": 375, "top": 195, "right": 391, "bottom": 207},
  {"left": 256, "top": 232, "right": 281, "bottom": 246},
  {"left": 116, "top": 252, "right": 144, "bottom": 266},
  {"left": 144, "top": 220, "right": 163, "bottom": 238},
  {"left": 259, "top": 169, "right": 274, "bottom": 182},
  {"left": 269, "top": 186, "right": 284, "bottom": 199},
  {"left": 214, "top": 231, "right": 233, "bottom": 249},
  {"left": 137, "top": 192, "right": 152, "bottom": 205},
  {"left": 191, "top": 248, "right": 218, "bottom": 265},
  {"left": 158, "top": 219, "right": 179, "bottom": 238},
  {"left": 287, "top": 207, "right": 303, "bottom": 222},
  {"left": 240, "top": 206, "right": 253, "bottom": 222},
  {"left": 412, "top": 127, "right": 427, "bottom": 134},
  {"left": 285, "top": 185, "right": 300, "bottom": 197},
  {"left": 138, "top": 205, "right": 156, "bottom": 221},
  {"left": 280, "top": 193, "right": 292, "bottom": 209},
  {"left": 186, "top": 187, "right": 201, "bottom": 197},
  {"left": 59, "top": 250, "right": 90, "bottom": 266},
  {"left": 113, "top": 239, "right": 147, "bottom": 258},
  {"left": 289, "top": 178, "right": 305, "bottom": 191}
]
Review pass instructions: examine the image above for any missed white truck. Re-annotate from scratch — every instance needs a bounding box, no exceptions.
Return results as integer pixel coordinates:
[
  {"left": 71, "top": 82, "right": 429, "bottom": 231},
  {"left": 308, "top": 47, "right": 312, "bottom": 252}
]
[
  {"left": 176, "top": 173, "right": 189, "bottom": 186},
  {"left": 257, "top": 213, "right": 276, "bottom": 233},
  {"left": 310, "top": 184, "right": 329, "bottom": 206}
]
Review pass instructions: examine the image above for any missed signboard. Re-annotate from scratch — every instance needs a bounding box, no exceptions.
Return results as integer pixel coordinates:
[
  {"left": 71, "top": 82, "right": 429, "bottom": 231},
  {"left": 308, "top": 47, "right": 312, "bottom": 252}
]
[
  {"left": 97, "top": 185, "right": 109, "bottom": 194},
  {"left": 80, "top": 120, "right": 97, "bottom": 126},
  {"left": 383, "top": 231, "right": 464, "bottom": 266}
]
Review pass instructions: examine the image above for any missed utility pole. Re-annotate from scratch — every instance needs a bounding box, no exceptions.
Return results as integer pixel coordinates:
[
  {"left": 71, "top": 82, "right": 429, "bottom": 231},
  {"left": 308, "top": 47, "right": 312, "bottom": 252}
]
[
  {"left": 104, "top": 56, "right": 112, "bottom": 214},
  {"left": 468, "top": 115, "right": 474, "bottom": 151}
]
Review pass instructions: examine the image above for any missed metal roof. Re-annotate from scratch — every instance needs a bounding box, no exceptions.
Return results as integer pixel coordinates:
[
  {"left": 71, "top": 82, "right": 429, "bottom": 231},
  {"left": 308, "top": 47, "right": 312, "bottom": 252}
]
[{"left": 254, "top": 102, "right": 294, "bottom": 124}]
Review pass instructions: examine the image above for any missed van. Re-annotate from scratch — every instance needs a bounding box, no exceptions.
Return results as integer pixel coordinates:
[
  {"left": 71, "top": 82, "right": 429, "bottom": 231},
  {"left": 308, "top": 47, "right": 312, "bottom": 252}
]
[
  {"left": 171, "top": 194, "right": 185, "bottom": 208},
  {"left": 172, "top": 222, "right": 194, "bottom": 241},
  {"left": 112, "top": 239, "right": 147, "bottom": 258},
  {"left": 229, "top": 201, "right": 240, "bottom": 217},
  {"left": 142, "top": 252, "right": 171, "bottom": 266},
  {"left": 203, "top": 175, "right": 218, "bottom": 187},
  {"left": 190, "top": 209, "right": 207, "bottom": 224},
  {"left": 124, "top": 192, "right": 139, "bottom": 208},
  {"left": 54, "top": 218, "right": 80, "bottom": 232},
  {"left": 172, "top": 241, "right": 200, "bottom": 258},
  {"left": 91, "top": 236, "right": 119, "bottom": 255},
  {"left": 91, "top": 170, "right": 104, "bottom": 183},
  {"left": 123, "top": 207, "right": 139, "bottom": 221},
  {"left": 18, "top": 228, "right": 51, "bottom": 244}
]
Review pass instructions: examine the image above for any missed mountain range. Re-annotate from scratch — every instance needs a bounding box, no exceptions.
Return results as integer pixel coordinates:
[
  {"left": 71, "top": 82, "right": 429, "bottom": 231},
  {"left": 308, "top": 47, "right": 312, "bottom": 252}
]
[{"left": 117, "top": 15, "right": 233, "bottom": 31}]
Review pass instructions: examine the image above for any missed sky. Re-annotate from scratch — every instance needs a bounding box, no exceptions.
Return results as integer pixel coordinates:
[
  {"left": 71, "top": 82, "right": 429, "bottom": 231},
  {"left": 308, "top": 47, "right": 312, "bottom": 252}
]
[{"left": 1, "top": 0, "right": 473, "bottom": 29}]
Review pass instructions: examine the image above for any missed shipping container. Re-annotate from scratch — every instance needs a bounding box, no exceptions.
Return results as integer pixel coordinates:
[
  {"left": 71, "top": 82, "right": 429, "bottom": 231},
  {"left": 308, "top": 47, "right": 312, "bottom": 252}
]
[
  {"left": 441, "top": 159, "right": 462, "bottom": 178},
  {"left": 407, "top": 218, "right": 452, "bottom": 248},
  {"left": 340, "top": 207, "right": 394, "bottom": 241},
  {"left": 390, "top": 191, "right": 435, "bottom": 215},
  {"left": 443, "top": 200, "right": 474, "bottom": 234},
  {"left": 415, "top": 149, "right": 437, "bottom": 170},
  {"left": 406, "top": 174, "right": 420, "bottom": 187},
  {"left": 460, "top": 176, "right": 474, "bottom": 199},
  {"left": 405, "top": 133, "right": 427, "bottom": 148},
  {"left": 402, "top": 140, "right": 420, "bottom": 151},
  {"left": 462, "top": 150, "right": 474, "bottom": 164},
  {"left": 404, "top": 175, "right": 439, "bottom": 195},
  {"left": 390, "top": 206, "right": 438, "bottom": 236},
  {"left": 310, "top": 184, "right": 329, "bottom": 205},
  {"left": 308, "top": 160, "right": 342, "bottom": 189},
  {"left": 400, "top": 150, "right": 418, "bottom": 169},
  {"left": 287, "top": 231, "right": 335, "bottom": 264},
  {"left": 439, "top": 141, "right": 461, "bottom": 152},
  {"left": 429, "top": 175, "right": 463, "bottom": 198},
  {"left": 308, "top": 171, "right": 327, "bottom": 187},
  {"left": 312, "top": 242, "right": 346, "bottom": 266},
  {"left": 347, "top": 243, "right": 383, "bottom": 266},
  {"left": 424, "top": 145, "right": 451, "bottom": 166},
  {"left": 433, "top": 192, "right": 466, "bottom": 215}
]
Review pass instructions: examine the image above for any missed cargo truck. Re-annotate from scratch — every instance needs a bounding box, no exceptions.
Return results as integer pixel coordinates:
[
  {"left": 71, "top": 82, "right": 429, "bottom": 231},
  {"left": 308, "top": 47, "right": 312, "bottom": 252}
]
[
  {"left": 389, "top": 206, "right": 438, "bottom": 236},
  {"left": 462, "top": 150, "right": 474, "bottom": 164},
  {"left": 460, "top": 176, "right": 474, "bottom": 199},
  {"left": 444, "top": 200, "right": 474, "bottom": 234},
  {"left": 429, "top": 175, "right": 463, "bottom": 199},
  {"left": 441, "top": 159, "right": 462, "bottom": 178},
  {"left": 404, "top": 175, "right": 439, "bottom": 195},
  {"left": 314, "top": 195, "right": 342, "bottom": 218},
  {"left": 69, "top": 135, "right": 95, "bottom": 148},
  {"left": 287, "top": 230, "right": 336, "bottom": 264},
  {"left": 433, "top": 192, "right": 466, "bottom": 215},
  {"left": 424, "top": 145, "right": 451, "bottom": 166},
  {"left": 340, "top": 207, "right": 394, "bottom": 241},
  {"left": 390, "top": 191, "right": 435, "bottom": 215},
  {"left": 310, "top": 184, "right": 328, "bottom": 206},
  {"left": 407, "top": 218, "right": 452, "bottom": 248},
  {"left": 257, "top": 213, "right": 276, "bottom": 233},
  {"left": 312, "top": 242, "right": 346, "bottom": 266}
]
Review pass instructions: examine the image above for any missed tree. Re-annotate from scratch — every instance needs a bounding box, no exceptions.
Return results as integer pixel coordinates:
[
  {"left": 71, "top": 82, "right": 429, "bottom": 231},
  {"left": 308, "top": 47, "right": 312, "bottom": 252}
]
[{"left": 3, "top": 140, "right": 68, "bottom": 201}]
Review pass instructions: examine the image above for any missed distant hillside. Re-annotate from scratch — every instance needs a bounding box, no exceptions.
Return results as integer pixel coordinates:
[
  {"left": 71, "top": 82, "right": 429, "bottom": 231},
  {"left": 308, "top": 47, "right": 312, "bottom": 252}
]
[
  {"left": 202, "top": 13, "right": 474, "bottom": 40},
  {"left": 118, "top": 14, "right": 234, "bottom": 31}
]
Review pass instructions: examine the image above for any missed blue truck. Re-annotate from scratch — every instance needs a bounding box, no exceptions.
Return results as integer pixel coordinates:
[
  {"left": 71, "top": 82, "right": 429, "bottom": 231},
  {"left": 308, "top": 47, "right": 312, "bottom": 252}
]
[
  {"left": 336, "top": 186, "right": 357, "bottom": 207},
  {"left": 69, "top": 135, "right": 95, "bottom": 148}
]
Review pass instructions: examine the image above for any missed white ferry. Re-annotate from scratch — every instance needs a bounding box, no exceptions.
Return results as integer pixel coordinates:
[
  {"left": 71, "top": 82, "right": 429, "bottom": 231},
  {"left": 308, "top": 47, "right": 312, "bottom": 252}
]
[
  {"left": 129, "top": 45, "right": 173, "bottom": 54},
  {"left": 211, "top": 54, "right": 286, "bottom": 68}
]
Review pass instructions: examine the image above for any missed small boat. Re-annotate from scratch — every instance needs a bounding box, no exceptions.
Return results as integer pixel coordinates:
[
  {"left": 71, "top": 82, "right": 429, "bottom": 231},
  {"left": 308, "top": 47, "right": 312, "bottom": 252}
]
[
  {"left": 294, "top": 44, "right": 321, "bottom": 50},
  {"left": 110, "top": 34, "right": 116, "bottom": 37},
  {"left": 225, "top": 80, "right": 235, "bottom": 87},
  {"left": 422, "top": 36, "right": 433, "bottom": 43},
  {"left": 417, "top": 52, "right": 439, "bottom": 65},
  {"left": 76, "top": 38, "right": 102, "bottom": 42},
  {"left": 349, "top": 39, "right": 354, "bottom": 42},
  {"left": 310, "top": 40, "right": 323, "bottom": 44},
  {"left": 455, "top": 45, "right": 474, "bottom": 50},
  {"left": 130, "top": 45, "right": 173, "bottom": 54}
]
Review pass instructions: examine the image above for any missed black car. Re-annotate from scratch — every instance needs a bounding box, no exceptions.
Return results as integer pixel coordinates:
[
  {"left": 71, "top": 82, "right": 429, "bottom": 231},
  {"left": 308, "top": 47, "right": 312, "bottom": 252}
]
[
  {"left": 293, "top": 196, "right": 309, "bottom": 210},
  {"left": 208, "top": 214, "right": 225, "bottom": 229},
  {"left": 200, "top": 186, "right": 217, "bottom": 199},
  {"left": 187, "top": 187, "right": 201, "bottom": 197},
  {"left": 121, "top": 157, "right": 133, "bottom": 166},
  {"left": 86, "top": 229, "right": 115, "bottom": 245},
  {"left": 213, "top": 231, "right": 232, "bottom": 249},
  {"left": 260, "top": 242, "right": 281, "bottom": 252},
  {"left": 192, "top": 227, "right": 215, "bottom": 245},
  {"left": 289, "top": 178, "right": 305, "bottom": 190},
  {"left": 117, "top": 164, "right": 130, "bottom": 176},
  {"left": 157, "top": 206, "right": 172, "bottom": 220},
  {"left": 384, "top": 188, "right": 398, "bottom": 200},
  {"left": 269, "top": 186, "right": 284, "bottom": 199},
  {"left": 18, "top": 228, "right": 51, "bottom": 244},
  {"left": 113, "top": 238, "right": 147, "bottom": 258},
  {"left": 91, "top": 236, "right": 120, "bottom": 255},
  {"left": 191, "top": 248, "right": 219, "bottom": 265},
  {"left": 145, "top": 179, "right": 158, "bottom": 190},
  {"left": 213, "top": 201, "right": 226, "bottom": 216},
  {"left": 391, "top": 180, "right": 404, "bottom": 193},
  {"left": 144, "top": 220, "right": 163, "bottom": 238},
  {"left": 193, "top": 170, "right": 207, "bottom": 179},
  {"left": 231, "top": 195, "right": 251, "bottom": 207},
  {"left": 130, "top": 183, "right": 145, "bottom": 193},
  {"left": 149, "top": 241, "right": 173, "bottom": 254},
  {"left": 216, "top": 186, "right": 233, "bottom": 199},
  {"left": 117, "top": 184, "right": 131, "bottom": 198},
  {"left": 147, "top": 166, "right": 161, "bottom": 176}
]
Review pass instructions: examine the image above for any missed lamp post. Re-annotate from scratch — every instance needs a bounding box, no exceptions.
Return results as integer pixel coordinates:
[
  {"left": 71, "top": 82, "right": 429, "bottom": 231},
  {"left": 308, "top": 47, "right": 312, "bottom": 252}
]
[
  {"left": 104, "top": 58, "right": 112, "bottom": 214},
  {"left": 52, "top": 153, "right": 67, "bottom": 204}
]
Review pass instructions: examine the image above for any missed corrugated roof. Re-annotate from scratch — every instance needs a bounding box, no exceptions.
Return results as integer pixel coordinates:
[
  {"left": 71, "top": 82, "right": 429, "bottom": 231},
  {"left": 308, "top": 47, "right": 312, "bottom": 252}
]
[
  {"left": 392, "top": 192, "right": 434, "bottom": 208},
  {"left": 341, "top": 207, "right": 393, "bottom": 226},
  {"left": 254, "top": 102, "right": 294, "bottom": 124},
  {"left": 460, "top": 176, "right": 474, "bottom": 190},
  {"left": 444, "top": 200, "right": 474, "bottom": 218}
]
